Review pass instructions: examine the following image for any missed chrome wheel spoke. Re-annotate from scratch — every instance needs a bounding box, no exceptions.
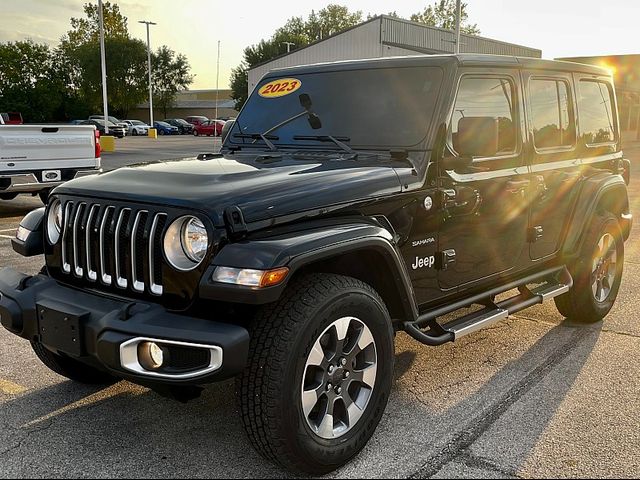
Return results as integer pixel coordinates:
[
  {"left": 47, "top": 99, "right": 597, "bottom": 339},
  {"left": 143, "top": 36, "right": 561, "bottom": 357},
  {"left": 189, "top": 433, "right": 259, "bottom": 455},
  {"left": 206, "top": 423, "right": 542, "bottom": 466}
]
[
  {"left": 346, "top": 401, "right": 365, "bottom": 428},
  {"left": 317, "top": 412, "right": 335, "bottom": 438},
  {"left": 302, "top": 384, "right": 324, "bottom": 418},
  {"left": 352, "top": 364, "right": 377, "bottom": 389},
  {"left": 307, "top": 342, "right": 326, "bottom": 368}
]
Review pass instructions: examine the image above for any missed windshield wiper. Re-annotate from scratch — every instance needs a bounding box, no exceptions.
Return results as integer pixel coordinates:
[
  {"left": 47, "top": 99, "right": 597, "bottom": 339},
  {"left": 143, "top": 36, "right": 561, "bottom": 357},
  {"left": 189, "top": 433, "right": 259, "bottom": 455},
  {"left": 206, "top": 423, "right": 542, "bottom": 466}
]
[
  {"left": 260, "top": 94, "right": 323, "bottom": 138},
  {"left": 233, "top": 133, "right": 279, "bottom": 151},
  {"left": 293, "top": 135, "right": 355, "bottom": 154}
]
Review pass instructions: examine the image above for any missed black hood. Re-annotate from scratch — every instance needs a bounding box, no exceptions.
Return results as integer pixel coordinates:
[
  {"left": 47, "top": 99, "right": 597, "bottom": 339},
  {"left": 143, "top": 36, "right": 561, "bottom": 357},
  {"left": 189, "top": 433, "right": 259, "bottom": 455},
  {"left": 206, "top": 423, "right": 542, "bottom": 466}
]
[{"left": 56, "top": 152, "right": 405, "bottom": 226}]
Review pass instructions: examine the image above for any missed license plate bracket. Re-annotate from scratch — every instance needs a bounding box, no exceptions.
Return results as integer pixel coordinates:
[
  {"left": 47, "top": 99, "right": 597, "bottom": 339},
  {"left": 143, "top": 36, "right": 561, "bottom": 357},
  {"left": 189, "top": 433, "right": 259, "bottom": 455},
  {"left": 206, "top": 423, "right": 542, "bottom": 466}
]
[
  {"left": 37, "top": 300, "right": 88, "bottom": 357},
  {"left": 42, "top": 170, "right": 62, "bottom": 182}
]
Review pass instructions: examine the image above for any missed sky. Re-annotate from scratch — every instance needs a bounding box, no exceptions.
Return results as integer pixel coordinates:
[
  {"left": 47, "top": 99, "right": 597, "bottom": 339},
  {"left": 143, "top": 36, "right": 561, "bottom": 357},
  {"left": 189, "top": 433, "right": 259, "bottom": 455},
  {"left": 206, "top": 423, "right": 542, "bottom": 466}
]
[{"left": 1, "top": 0, "right": 639, "bottom": 90}]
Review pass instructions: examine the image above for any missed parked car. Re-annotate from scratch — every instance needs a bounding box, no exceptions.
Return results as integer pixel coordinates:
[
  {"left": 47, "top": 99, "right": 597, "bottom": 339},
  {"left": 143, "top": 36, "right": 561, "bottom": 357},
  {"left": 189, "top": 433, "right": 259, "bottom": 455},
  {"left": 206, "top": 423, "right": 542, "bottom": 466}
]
[
  {"left": 154, "top": 121, "right": 180, "bottom": 135},
  {"left": 184, "top": 115, "right": 209, "bottom": 126},
  {"left": 81, "top": 119, "right": 126, "bottom": 138},
  {"left": 89, "top": 115, "right": 128, "bottom": 135},
  {"left": 122, "top": 120, "right": 150, "bottom": 136},
  {"left": 220, "top": 119, "right": 235, "bottom": 142},
  {"left": 2, "top": 55, "right": 633, "bottom": 475},
  {"left": 1, "top": 112, "right": 23, "bottom": 125},
  {"left": 163, "top": 118, "right": 194, "bottom": 135},
  {"left": 193, "top": 119, "right": 224, "bottom": 137},
  {"left": 0, "top": 123, "right": 100, "bottom": 202}
]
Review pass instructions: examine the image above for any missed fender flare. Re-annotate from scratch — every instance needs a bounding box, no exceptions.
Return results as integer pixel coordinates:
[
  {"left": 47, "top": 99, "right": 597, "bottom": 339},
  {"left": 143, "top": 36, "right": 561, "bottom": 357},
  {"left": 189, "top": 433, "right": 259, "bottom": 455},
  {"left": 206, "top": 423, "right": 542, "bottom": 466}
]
[
  {"left": 562, "top": 173, "right": 630, "bottom": 257},
  {"left": 199, "top": 221, "right": 419, "bottom": 321}
]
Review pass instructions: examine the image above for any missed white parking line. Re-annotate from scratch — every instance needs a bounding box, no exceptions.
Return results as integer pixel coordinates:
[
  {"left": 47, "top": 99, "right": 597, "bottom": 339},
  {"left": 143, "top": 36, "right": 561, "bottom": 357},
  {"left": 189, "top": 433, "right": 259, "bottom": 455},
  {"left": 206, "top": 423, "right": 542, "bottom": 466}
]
[
  {"left": 0, "top": 234, "right": 14, "bottom": 239},
  {"left": 0, "top": 228, "right": 16, "bottom": 233}
]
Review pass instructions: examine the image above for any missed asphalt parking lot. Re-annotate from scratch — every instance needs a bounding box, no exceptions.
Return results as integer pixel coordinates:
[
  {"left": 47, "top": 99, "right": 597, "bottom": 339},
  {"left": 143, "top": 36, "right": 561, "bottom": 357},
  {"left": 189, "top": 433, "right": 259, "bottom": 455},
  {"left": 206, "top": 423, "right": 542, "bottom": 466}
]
[{"left": 0, "top": 140, "right": 639, "bottom": 478}]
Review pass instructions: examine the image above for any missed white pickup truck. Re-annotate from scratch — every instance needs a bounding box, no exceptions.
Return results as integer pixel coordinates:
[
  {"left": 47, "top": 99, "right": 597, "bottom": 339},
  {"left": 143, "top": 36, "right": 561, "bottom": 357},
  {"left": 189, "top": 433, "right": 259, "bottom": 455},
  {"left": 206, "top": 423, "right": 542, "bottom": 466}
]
[{"left": 0, "top": 119, "right": 101, "bottom": 202}]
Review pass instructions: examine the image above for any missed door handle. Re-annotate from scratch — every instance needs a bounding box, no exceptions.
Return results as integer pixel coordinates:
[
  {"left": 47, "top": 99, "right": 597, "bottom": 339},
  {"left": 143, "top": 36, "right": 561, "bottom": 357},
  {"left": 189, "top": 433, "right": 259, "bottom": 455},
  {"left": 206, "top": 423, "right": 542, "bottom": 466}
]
[
  {"left": 506, "top": 179, "right": 530, "bottom": 195},
  {"left": 443, "top": 187, "right": 481, "bottom": 216}
]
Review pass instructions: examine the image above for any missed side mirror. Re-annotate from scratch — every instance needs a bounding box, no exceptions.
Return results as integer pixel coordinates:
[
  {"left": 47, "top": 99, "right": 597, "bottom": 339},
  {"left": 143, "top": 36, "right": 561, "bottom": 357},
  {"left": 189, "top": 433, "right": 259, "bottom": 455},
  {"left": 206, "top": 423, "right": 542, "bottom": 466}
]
[{"left": 453, "top": 117, "right": 499, "bottom": 158}]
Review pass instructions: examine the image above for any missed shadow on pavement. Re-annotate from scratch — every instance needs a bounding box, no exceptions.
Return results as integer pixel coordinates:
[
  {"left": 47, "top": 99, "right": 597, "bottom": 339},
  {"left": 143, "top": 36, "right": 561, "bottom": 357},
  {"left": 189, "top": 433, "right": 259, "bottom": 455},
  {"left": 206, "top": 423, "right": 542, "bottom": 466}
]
[{"left": 0, "top": 319, "right": 602, "bottom": 478}]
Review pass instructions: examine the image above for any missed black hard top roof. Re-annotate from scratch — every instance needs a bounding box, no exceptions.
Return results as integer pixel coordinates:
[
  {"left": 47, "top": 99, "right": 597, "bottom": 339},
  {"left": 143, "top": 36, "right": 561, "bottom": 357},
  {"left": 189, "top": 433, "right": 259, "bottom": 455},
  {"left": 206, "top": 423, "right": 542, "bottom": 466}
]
[{"left": 268, "top": 54, "right": 611, "bottom": 77}]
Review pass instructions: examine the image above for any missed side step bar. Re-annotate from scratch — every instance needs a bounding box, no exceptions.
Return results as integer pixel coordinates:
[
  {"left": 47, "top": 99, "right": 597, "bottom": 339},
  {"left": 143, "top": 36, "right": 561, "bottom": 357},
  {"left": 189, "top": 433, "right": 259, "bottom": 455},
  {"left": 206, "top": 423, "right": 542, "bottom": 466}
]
[{"left": 403, "top": 266, "right": 572, "bottom": 346}]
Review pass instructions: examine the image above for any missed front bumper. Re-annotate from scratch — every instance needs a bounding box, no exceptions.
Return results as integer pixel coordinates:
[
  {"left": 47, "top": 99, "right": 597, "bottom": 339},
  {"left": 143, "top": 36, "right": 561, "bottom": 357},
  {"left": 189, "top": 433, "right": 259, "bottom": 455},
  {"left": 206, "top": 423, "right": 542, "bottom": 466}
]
[
  {"left": 0, "top": 169, "right": 100, "bottom": 194},
  {"left": 0, "top": 268, "right": 249, "bottom": 386}
]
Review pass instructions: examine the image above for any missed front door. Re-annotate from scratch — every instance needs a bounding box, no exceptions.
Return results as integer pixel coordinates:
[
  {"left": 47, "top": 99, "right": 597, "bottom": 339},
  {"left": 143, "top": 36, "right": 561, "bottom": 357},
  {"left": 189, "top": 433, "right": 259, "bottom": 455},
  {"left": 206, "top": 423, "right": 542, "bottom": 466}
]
[{"left": 437, "top": 71, "right": 531, "bottom": 290}]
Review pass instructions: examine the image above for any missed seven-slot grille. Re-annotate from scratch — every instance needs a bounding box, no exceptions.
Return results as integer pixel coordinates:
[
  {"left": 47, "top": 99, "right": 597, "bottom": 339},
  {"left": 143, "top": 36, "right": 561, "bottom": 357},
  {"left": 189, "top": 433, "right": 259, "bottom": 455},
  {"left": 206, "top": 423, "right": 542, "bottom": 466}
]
[{"left": 60, "top": 201, "right": 167, "bottom": 296}]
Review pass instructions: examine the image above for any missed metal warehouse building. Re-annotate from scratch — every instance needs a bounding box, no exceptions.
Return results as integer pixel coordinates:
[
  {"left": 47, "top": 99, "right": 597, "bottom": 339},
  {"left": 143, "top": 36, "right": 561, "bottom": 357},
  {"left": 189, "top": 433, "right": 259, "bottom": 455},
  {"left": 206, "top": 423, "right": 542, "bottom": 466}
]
[{"left": 248, "top": 15, "right": 542, "bottom": 93}]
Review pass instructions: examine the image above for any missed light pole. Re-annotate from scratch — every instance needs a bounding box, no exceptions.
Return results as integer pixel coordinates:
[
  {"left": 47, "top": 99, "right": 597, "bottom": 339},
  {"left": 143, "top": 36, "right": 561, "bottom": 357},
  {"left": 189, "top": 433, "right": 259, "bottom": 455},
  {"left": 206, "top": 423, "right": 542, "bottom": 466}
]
[
  {"left": 98, "top": 0, "right": 109, "bottom": 134},
  {"left": 281, "top": 41, "right": 295, "bottom": 53},
  {"left": 215, "top": 40, "right": 220, "bottom": 125},
  {"left": 454, "top": 0, "right": 462, "bottom": 54},
  {"left": 139, "top": 20, "right": 157, "bottom": 128}
]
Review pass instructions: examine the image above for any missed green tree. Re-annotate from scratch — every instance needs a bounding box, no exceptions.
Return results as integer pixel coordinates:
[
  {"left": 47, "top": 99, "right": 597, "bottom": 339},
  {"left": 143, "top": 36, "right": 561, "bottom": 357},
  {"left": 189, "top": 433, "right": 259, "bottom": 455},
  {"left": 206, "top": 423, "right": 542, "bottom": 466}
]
[
  {"left": 152, "top": 46, "right": 194, "bottom": 118},
  {"left": 60, "top": 2, "right": 149, "bottom": 117},
  {"left": 231, "top": 4, "right": 363, "bottom": 109},
  {"left": 410, "top": 0, "right": 480, "bottom": 35},
  {"left": 67, "top": 1, "right": 128, "bottom": 45},
  {"left": 0, "top": 40, "right": 68, "bottom": 122}
]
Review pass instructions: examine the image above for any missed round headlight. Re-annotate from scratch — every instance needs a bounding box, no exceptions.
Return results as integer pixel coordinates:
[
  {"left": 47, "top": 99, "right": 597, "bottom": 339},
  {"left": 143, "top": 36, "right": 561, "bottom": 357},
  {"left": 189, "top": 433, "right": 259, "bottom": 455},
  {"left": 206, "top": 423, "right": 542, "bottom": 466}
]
[
  {"left": 181, "top": 217, "right": 208, "bottom": 263},
  {"left": 163, "top": 216, "right": 209, "bottom": 271},
  {"left": 47, "top": 199, "right": 63, "bottom": 244}
]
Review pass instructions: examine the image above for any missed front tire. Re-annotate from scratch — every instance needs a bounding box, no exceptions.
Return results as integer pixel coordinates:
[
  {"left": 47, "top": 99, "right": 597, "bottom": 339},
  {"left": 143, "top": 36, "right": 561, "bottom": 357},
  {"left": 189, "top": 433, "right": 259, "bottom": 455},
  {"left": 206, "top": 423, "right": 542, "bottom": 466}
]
[
  {"left": 555, "top": 211, "right": 624, "bottom": 322},
  {"left": 31, "top": 341, "right": 116, "bottom": 385},
  {"left": 237, "top": 273, "right": 394, "bottom": 474}
]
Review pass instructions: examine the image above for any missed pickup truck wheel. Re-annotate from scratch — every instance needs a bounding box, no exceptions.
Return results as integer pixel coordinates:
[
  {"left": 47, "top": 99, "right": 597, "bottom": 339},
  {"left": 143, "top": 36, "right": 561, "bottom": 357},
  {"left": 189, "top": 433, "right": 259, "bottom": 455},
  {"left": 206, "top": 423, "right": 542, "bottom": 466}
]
[
  {"left": 30, "top": 341, "right": 116, "bottom": 385},
  {"left": 237, "top": 273, "right": 394, "bottom": 474},
  {"left": 38, "top": 190, "right": 50, "bottom": 204},
  {"left": 555, "top": 212, "right": 624, "bottom": 323}
]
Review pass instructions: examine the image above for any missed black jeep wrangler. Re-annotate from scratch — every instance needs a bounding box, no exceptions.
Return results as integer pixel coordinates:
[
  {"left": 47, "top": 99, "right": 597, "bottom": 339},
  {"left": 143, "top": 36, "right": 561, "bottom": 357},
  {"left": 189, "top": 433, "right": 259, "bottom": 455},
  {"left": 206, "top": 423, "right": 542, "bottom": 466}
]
[{"left": 1, "top": 54, "right": 632, "bottom": 474}]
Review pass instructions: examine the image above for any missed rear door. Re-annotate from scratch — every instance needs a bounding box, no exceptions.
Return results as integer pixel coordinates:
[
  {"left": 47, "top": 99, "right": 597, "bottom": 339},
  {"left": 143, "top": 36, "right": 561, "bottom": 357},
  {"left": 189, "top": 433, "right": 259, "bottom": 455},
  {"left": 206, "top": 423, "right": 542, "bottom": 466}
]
[
  {"left": 523, "top": 72, "right": 581, "bottom": 260},
  {"left": 437, "top": 69, "right": 531, "bottom": 290}
]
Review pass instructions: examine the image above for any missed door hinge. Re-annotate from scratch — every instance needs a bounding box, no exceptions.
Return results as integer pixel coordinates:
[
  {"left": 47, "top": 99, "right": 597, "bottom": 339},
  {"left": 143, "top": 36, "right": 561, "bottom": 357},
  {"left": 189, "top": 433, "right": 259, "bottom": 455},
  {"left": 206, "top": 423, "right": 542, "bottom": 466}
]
[
  {"left": 528, "top": 225, "right": 544, "bottom": 243},
  {"left": 436, "top": 249, "right": 457, "bottom": 271}
]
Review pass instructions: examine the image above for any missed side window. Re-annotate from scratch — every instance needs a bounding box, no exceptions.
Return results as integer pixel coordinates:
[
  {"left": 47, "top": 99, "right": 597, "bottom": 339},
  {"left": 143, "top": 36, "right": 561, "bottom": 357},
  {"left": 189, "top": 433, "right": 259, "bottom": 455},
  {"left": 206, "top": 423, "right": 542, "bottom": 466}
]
[
  {"left": 450, "top": 77, "right": 517, "bottom": 158},
  {"left": 530, "top": 79, "right": 575, "bottom": 150},
  {"left": 578, "top": 80, "right": 616, "bottom": 145}
]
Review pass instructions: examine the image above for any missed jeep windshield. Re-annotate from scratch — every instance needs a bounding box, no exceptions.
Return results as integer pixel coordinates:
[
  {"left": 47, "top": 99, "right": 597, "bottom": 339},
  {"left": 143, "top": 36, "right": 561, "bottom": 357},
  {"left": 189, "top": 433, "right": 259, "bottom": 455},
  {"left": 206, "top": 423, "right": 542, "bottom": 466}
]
[{"left": 229, "top": 66, "right": 443, "bottom": 150}]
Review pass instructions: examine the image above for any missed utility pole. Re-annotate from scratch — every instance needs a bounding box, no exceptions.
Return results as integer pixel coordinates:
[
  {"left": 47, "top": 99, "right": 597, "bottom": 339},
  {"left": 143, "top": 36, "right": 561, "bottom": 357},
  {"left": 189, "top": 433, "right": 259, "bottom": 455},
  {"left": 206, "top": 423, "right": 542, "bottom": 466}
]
[
  {"left": 98, "top": 0, "right": 109, "bottom": 134},
  {"left": 139, "top": 20, "right": 157, "bottom": 127},
  {"left": 215, "top": 40, "right": 220, "bottom": 126},
  {"left": 454, "top": 0, "right": 462, "bottom": 54},
  {"left": 281, "top": 41, "right": 295, "bottom": 53}
]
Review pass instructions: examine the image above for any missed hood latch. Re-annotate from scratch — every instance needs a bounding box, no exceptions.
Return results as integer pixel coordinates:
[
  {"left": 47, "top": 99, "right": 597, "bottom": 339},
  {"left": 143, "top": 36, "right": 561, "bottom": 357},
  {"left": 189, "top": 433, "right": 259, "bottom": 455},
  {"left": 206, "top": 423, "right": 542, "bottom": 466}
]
[{"left": 223, "top": 205, "right": 248, "bottom": 240}]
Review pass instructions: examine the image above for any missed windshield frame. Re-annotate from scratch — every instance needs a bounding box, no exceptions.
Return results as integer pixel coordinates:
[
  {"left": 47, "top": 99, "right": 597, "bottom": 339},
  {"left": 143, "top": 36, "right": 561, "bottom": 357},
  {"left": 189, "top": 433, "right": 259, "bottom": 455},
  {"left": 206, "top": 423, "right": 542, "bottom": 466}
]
[{"left": 228, "top": 64, "right": 446, "bottom": 153}]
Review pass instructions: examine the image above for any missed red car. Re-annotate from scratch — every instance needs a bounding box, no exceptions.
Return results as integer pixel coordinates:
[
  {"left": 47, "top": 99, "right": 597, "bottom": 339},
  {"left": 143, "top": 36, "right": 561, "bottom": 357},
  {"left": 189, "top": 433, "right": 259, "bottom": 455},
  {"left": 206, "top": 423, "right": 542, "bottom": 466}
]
[
  {"left": 184, "top": 115, "right": 209, "bottom": 126},
  {"left": 0, "top": 112, "right": 23, "bottom": 125},
  {"left": 193, "top": 120, "right": 224, "bottom": 137}
]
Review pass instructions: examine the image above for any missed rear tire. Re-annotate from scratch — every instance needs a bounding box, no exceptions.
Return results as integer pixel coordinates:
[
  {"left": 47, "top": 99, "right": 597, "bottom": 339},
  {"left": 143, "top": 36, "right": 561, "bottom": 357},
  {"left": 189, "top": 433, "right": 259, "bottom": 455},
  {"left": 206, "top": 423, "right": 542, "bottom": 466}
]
[
  {"left": 555, "top": 212, "right": 624, "bottom": 323},
  {"left": 237, "top": 273, "right": 394, "bottom": 474},
  {"left": 132, "top": 129, "right": 138, "bottom": 136},
  {"left": 31, "top": 341, "right": 116, "bottom": 385},
  {"left": 193, "top": 130, "right": 199, "bottom": 136}
]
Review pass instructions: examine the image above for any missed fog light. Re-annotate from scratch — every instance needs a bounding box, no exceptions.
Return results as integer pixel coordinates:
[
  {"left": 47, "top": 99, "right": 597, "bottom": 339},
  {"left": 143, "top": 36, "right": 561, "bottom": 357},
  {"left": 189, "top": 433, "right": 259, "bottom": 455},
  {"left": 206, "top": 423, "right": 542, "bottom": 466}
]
[{"left": 138, "top": 341, "right": 165, "bottom": 370}]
